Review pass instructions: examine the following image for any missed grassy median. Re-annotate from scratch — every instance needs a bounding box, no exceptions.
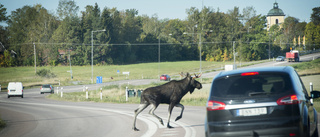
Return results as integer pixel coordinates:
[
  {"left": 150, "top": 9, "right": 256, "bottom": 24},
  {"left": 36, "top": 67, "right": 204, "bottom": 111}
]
[
  {"left": 47, "top": 79, "right": 212, "bottom": 106},
  {"left": 0, "top": 60, "right": 267, "bottom": 90}
]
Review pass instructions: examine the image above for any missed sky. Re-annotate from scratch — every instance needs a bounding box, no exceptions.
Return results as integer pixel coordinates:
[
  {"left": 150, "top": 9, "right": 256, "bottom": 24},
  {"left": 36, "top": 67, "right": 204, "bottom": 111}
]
[{"left": 1, "top": 0, "right": 319, "bottom": 25}]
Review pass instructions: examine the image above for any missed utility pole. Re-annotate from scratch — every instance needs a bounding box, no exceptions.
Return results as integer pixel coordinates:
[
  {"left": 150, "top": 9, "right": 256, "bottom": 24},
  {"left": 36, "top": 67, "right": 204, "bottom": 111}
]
[
  {"left": 34, "top": 43, "right": 36, "bottom": 74},
  {"left": 233, "top": 41, "right": 236, "bottom": 69},
  {"left": 91, "top": 29, "right": 106, "bottom": 83},
  {"left": 69, "top": 48, "right": 73, "bottom": 80}
]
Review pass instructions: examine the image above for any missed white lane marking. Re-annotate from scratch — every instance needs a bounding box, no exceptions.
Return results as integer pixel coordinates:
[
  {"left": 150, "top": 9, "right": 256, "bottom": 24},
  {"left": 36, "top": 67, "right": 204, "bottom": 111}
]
[
  {"left": 0, "top": 100, "right": 196, "bottom": 137},
  {"left": 140, "top": 113, "right": 195, "bottom": 137},
  {"left": 161, "top": 130, "right": 179, "bottom": 137}
]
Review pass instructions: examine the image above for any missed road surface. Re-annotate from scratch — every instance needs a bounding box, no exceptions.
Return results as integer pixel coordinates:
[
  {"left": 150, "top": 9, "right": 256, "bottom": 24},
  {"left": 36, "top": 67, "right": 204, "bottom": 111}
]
[{"left": 1, "top": 52, "right": 320, "bottom": 137}]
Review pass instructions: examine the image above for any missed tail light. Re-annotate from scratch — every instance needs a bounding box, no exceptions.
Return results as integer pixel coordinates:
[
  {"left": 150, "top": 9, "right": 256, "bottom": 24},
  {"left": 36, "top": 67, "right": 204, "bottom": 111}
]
[
  {"left": 289, "top": 133, "right": 296, "bottom": 136},
  {"left": 277, "top": 94, "right": 301, "bottom": 105},
  {"left": 207, "top": 100, "right": 226, "bottom": 111},
  {"left": 40, "top": 86, "right": 42, "bottom": 90},
  {"left": 241, "top": 72, "right": 259, "bottom": 76}
]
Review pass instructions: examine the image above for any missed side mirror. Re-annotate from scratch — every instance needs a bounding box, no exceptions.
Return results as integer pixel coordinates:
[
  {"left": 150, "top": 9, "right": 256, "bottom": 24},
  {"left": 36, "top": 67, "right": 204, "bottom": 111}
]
[{"left": 311, "top": 90, "right": 320, "bottom": 98}]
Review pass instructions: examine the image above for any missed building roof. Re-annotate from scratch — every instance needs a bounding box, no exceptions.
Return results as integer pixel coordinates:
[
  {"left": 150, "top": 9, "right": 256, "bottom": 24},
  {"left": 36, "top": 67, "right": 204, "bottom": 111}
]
[{"left": 267, "top": 2, "right": 285, "bottom": 16}]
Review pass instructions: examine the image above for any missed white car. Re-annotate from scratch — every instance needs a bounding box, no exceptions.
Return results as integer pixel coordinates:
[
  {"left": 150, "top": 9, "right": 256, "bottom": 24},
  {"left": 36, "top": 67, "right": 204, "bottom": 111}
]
[
  {"left": 276, "top": 56, "right": 285, "bottom": 61},
  {"left": 7, "top": 82, "right": 24, "bottom": 98},
  {"left": 40, "top": 84, "right": 54, "bottom": 94}
]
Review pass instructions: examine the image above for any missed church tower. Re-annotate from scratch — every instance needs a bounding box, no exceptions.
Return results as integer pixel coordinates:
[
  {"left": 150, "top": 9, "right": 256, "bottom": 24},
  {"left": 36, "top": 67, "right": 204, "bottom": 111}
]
[{"left": 267, "top": 2, "right": 285, "bottom": 31}]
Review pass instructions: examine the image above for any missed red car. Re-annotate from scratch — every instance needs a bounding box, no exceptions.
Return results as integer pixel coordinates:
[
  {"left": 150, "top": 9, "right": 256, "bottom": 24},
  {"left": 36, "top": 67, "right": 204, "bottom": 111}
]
[{"left": 160, "top": 74, "right": 171, "bottom": 81}]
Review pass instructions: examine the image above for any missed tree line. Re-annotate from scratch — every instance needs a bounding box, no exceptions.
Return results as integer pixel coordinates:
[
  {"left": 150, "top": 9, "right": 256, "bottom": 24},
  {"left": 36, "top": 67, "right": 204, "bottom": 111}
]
[{"left": 0, "top": 0, "right": 319, "bottom": 67}]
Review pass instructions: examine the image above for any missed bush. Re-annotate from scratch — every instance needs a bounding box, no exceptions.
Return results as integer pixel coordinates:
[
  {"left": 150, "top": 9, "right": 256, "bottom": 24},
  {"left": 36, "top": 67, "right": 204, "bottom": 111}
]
[{"left": 36, "top": 69, "right": 56, "bottom": 78}]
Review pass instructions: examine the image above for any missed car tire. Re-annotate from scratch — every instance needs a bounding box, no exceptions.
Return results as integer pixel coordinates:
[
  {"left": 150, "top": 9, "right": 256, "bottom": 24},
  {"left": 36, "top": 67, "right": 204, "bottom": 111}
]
[
  {"left": 21, "top": 95, "right": 23, "bottom": 98},
  {"left": 7, "top": 95, "right": 10, "bottom": 98}
]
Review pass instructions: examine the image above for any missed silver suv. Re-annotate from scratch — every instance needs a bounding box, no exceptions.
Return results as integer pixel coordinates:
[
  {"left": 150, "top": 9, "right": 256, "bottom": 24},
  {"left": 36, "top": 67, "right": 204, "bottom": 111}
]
[{"left": 205, "top": 66, "right": 320, "bottom": 137}]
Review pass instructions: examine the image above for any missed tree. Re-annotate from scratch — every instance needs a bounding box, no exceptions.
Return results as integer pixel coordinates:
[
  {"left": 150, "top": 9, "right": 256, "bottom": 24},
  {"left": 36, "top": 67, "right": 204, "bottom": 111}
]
[
  {"left": 311, "top": 7, "right": 320, "bottom": 25},
  {"left": 282, "top": 16, "right": 299, "bottom": 48},
  {"left": 305, "top": 22, "right": 319, "bottom": 50},
  {"left": 57, "top": 0, "right": 79, "bottom": 20},
  {"left": 0, "top": 4, "right": 8, "bottom": 22},
  {"left": 0, "top": 4, "right": 8, "bottom": 48}
]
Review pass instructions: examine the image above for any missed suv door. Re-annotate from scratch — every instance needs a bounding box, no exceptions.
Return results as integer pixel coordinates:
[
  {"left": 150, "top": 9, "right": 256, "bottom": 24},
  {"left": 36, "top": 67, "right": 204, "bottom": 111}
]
[{"left": 294, "top": 70, "right": 317, "bottom": 134}]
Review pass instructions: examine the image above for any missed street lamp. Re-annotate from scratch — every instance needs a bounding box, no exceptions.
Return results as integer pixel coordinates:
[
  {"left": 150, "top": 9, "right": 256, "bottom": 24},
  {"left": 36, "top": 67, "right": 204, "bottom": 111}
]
[
  {"left": 183, "top": 32, "right": 202, "bottom": 73},
  {"left": 68, "top": 47, "right": 73, "bottom": 80},
  {"left": 91, "top": 29, "right": 106, "bottom": 83},
  {"left": 183, "top": 30, "right": 212, "bottom": 73}
]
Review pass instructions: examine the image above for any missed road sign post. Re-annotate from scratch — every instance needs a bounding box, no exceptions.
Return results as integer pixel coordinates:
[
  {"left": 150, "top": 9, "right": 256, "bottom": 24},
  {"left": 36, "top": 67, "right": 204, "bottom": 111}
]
[
  {"left": 123, "top": 72, "right": 130, "bottom": 79},
  {"left": 86, "top": 86, "right": 88, "bottom": 99},
  {"left": 61, "top": 87, "right": 63, "bottom": 98},
  {"left": 100, "top": 88, "right": 102, "bottom": 100},
  {"left": 96, "top": 76, "right": 102, "bottom": 84},
  {"left": 126, "top": 86, "right": 128, "bottom": 101}
]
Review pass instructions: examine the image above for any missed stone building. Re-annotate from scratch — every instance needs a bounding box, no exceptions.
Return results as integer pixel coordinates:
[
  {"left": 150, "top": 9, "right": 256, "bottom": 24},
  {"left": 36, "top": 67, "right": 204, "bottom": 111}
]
[{"left": 267, "top": 2, "right": 285, "bottom": 31}]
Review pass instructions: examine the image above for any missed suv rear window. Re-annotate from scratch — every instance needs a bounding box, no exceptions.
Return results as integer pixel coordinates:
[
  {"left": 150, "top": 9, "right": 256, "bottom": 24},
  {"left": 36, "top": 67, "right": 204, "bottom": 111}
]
[{"left": 211, "top": 72, "right": 293, "bottom": 99}]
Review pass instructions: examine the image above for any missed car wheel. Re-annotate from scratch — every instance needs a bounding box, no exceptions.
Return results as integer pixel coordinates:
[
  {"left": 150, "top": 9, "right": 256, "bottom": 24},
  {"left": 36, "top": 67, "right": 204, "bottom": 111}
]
[
  {"left": 7, "top": 95, "right": 10, "bottom": 98},
  {"left": 21, "top": 95, "right": 23, "bottom": 98}
]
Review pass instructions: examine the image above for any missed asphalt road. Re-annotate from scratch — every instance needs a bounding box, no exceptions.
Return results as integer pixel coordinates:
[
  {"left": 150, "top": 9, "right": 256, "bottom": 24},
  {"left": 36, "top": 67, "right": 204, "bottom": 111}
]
[{"left": 1, "top": 52, "right": 320, "bottom": 137}]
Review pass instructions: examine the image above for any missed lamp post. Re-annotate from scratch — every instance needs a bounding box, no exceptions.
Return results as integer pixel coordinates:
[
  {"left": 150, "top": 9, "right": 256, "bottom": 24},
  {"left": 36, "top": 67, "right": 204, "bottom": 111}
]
[
  {"left": 34, "top": 43, "right": 36, "bottom": 74},
  {"left": 183, "top": 32, "right": 202, "bottom": 73},
  {"left": 183, "top": 30, "right": 212, "bottom": 73},
  {"left": 69, "top": 47, "right": 73, "bottom": 80},
  {"left": 91, "top": 29, "right": 106, "bottom": 83}
]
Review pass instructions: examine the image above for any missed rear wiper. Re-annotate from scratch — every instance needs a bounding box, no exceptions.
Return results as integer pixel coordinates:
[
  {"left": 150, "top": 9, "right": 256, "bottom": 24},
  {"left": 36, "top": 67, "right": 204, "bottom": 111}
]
[{"left": 249, "top": 92, "right": 268, "bottom": 96}]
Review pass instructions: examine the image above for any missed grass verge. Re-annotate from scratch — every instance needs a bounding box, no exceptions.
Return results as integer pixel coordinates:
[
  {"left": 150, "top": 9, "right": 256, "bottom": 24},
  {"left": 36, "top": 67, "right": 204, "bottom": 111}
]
[
  {"left": 0, "top": 60, "right": 267, "bottom": 90},
  {"left": 46, "top": 58, "right": 320, "bottom": 108},
  {"left": 47, "top": 82, "right": 211, "bottom": 106}
]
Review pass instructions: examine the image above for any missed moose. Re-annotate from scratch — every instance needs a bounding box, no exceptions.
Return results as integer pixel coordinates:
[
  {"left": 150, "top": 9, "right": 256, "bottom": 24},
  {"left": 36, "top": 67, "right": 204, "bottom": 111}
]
[{"left": 132, "top": 72, "right": 202, "bottom": 131}]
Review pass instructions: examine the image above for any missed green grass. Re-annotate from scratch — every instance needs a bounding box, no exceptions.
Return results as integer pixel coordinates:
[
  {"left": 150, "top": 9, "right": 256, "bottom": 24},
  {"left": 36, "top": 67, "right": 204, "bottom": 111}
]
[
  {"left": 291, "top": 58, "right": 320, "bottom": 76},
  {"left": 45, "top": 58, "right": 320, "bottom": 107},
  {"left": 291, "top": 58, "right": 320, "bottom": 111},
  {"left": 47, "top": 81, "right": 211, "bottom": 106},
  {"left": 1, "top": 60, "right": 260, "bottom": 89},
  {"left": 2, "top": 58, "right": 320, "bottom": 107}
]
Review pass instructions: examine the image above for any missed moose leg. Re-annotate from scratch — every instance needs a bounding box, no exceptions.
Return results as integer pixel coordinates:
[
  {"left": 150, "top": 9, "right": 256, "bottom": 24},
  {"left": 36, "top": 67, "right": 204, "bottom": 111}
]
[
  {"left": 175, "top": 103, "right": 184, "bottom": 121},
  {"left": 149, "top": 104, "right": 164, "bottom": 126},
  {"left": 132, "top": 103, "right": 149, "bottom": 131},
  {"left": 166, "top": 103, "right": 175, "bottom": 128}
]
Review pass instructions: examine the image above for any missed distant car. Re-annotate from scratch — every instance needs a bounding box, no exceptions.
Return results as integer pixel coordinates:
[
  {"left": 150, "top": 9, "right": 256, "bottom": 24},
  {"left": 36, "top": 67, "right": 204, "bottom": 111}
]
[
  {"left": 160, "top": 74, "right": 171, "bottom": 81},
  {"left": 205, "top": 66, "right": 320, "bottom": 137},
  {"left": 276, "top": 56, "right": 285, "bottom": 61},
  {"left": 7, "top": 82, "right": 24, "bottom": 98},
  {"left": 40, "top": 84, "right": 54, "bottom": 94}
]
